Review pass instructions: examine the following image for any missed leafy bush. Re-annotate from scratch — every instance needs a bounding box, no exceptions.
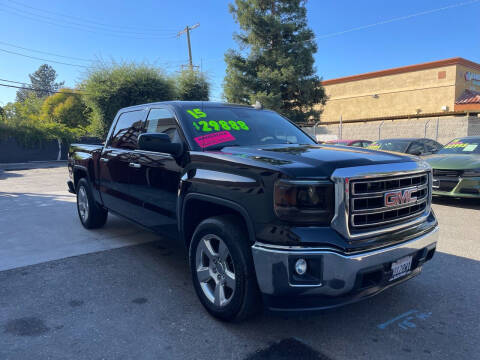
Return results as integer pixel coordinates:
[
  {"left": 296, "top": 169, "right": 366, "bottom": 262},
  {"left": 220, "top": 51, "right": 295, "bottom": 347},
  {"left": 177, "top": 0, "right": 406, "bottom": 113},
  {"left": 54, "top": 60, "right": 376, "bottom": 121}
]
[
  {"left": 81, "top": 63, "right": 177, "bottom": 138},
  {"left": 176, "top": 69, "right": 209, "bottom": 101},
  {"left": 40, "top": 89, "right": 89, "bottom": 128},
  {"left": 0, "top": 122, "right": 83, "bottom": 148}
]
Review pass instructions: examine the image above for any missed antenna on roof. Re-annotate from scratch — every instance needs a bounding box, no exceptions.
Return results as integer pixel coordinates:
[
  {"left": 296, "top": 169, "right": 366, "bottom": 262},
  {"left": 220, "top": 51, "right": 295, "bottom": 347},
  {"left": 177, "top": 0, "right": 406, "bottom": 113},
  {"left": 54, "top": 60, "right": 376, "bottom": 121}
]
[{"left": 253, "top": 100, "right": 263, "bottom": 110}]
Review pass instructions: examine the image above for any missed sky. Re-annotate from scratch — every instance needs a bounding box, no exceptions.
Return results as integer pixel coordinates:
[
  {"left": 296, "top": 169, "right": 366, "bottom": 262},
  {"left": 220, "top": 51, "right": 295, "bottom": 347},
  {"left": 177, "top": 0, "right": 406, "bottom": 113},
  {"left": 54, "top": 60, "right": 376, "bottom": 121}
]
[{"left": 0, "top": 0, "right": 479, "bottom": 106}]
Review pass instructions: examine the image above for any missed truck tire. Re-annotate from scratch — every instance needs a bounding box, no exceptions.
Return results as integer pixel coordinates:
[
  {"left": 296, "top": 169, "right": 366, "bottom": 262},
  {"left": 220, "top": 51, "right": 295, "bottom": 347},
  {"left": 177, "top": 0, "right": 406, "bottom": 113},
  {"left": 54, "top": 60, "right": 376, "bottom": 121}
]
[
  {"left": 76, "top": 178, "right": 108, "bottom": 229},
  {"left": 189, "top": 215, "right": 261, "bottom": 321}
]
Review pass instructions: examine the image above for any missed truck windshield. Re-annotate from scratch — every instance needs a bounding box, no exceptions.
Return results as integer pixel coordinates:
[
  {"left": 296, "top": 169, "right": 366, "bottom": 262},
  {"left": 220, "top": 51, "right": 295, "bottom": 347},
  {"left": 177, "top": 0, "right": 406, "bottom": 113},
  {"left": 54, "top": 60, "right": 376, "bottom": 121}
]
[
  {"left": 437, "top": 138, "right": 480, "bottom": 154},
  {"left": 179, "top": 105, "right": 315, "bottom": 150}
]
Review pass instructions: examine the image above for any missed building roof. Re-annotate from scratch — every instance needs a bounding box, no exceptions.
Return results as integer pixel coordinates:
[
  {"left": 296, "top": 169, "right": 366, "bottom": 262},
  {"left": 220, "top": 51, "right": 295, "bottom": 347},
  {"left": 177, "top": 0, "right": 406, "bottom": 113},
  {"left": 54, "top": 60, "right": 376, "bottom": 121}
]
[
  {"left": 322, "top": 57, "right": 480, "bottom": 86},
  {"left": 456, "top": 89, "right": 480, "bottom": 104}
]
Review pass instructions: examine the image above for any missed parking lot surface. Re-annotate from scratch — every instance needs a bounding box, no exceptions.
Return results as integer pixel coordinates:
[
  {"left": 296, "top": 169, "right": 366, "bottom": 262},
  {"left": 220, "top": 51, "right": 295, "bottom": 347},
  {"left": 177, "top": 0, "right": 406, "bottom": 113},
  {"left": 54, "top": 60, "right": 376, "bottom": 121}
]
[{"left": 0, "top": 165, "right": 479, "bottom": 360}]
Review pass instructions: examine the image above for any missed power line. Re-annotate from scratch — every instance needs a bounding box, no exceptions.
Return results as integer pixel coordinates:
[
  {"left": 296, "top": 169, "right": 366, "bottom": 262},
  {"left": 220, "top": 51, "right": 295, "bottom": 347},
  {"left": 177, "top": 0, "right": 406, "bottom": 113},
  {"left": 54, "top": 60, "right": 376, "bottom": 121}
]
[
  {"left": 0, "top": 82, "right": 85, "bottom": 95},
  {"left": 0, "top": 47, "right": 88, "bottom": 68},
  {"left": 0, "top": 40, "right": 92, "bottom": 62},
  {"left": 7, "top": 0, "right": 178, "bottom": 33},
  {"left": 0, "top": 3, "right": 178, "bottom": 39},
  {"left": 314, "top": 0, "right": 480, "bottom": 40},
  {"left": 0, "top": 78, "right": 31, "bottom": 85}
]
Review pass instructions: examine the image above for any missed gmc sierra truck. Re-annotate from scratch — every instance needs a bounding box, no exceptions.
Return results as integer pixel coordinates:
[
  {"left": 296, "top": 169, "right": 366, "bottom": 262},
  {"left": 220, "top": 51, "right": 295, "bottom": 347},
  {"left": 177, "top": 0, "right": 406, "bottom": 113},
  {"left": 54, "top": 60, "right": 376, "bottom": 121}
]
[{"left": 68, "top": 101, "right": 438, "bottom": 321}]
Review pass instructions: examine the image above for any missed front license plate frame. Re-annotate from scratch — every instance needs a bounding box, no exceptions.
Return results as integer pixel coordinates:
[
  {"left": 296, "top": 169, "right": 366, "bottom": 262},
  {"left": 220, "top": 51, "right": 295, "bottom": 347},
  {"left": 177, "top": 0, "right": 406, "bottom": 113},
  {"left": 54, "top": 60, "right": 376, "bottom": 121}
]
[{"left": 389, "top": 255, "right": 413, "bottom": 281}]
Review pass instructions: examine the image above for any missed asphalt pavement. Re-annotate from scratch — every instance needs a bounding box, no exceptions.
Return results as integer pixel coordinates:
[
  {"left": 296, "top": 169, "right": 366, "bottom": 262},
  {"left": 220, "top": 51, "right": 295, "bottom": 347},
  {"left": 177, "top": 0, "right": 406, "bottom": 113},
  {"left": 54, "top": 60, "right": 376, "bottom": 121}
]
[{"left": 0, "top": 165, "right": 479, "bottom": 360}]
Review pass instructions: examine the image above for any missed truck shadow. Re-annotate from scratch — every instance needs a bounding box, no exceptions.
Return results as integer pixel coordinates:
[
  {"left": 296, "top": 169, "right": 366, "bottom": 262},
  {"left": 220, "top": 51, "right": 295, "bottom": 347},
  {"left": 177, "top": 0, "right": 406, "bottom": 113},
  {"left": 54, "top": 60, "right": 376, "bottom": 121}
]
[
  {"left": 0, "top": 171, "right": 24, "bottom": 180},
  {"left": 432, "top": 196, "right": 480, "bottom": 210},
  {"left": 127, "top": 239, "right": 479, "bottom": 359}
]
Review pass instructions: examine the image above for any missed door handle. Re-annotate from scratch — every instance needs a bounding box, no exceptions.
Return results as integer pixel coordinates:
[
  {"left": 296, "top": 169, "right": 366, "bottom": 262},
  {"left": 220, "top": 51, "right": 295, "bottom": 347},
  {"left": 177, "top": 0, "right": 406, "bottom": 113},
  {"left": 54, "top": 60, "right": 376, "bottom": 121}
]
[
  {"left": 129, "top": 162, "right": 141, "bottom": 168},
  {"left": 100, "top": 158, "right": 109, "bottom": 163}
]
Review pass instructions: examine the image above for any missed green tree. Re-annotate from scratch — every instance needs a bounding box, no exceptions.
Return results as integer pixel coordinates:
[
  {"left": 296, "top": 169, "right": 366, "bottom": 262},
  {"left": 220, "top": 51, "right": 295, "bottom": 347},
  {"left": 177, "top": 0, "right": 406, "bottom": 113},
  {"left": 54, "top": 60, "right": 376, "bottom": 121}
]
[
  {"left": 81, "top": 63, "right": 176, "bottom": 138},
  {"left": 16, "top": 64, "right": 65, "bottom": 102},
  {"left": 2, "top": 93, "right": 44, "bottom": 126},
  {"left": 224, "top": 0, "right": 326, "bottom": 123},
  {"left": 176, "top": 69, "right": 210, "bottom": 101},
  {"left": 40, "top": 89, "right": 89, "bottom": 128}
]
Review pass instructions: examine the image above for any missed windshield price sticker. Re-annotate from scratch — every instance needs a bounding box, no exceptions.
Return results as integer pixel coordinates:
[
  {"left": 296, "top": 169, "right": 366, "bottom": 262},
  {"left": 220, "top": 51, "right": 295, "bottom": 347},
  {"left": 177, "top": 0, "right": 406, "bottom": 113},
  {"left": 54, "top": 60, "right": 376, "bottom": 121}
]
[
  {"left": 187, "top": 108, "right": 207, "bottom": 119},
  {"left": 463, "top": 144, "right": 478, "bottom": 151},
  {"left": 445, "top": 140, "right": 467, "bottom": 149},
  {"left": 192, "top": 120, "right": 249, "bottom": 132},
  {"left": 194, "top": 131, "right": 236, "bottom": 148}
]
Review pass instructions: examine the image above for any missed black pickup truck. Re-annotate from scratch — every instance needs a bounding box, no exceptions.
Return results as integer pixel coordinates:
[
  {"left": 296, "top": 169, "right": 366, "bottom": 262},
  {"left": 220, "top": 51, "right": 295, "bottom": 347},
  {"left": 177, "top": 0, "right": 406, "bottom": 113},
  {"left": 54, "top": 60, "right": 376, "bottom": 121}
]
[{"left": 68, "top": 101, "right": 438, "bottom": 321}]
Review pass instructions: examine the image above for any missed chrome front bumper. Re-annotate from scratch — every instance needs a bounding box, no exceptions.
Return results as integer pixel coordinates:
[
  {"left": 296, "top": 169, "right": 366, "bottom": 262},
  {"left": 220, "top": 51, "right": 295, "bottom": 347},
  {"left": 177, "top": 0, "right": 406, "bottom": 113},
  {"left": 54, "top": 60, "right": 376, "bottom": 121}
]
[{"left": 251, "top": 226, "right": 439, "bottom": 310}]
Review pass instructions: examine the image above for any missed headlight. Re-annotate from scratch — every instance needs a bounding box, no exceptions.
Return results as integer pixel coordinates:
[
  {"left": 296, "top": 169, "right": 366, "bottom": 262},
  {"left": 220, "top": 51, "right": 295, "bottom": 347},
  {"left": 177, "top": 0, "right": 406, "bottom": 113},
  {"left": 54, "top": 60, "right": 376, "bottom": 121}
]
[
  {"left": 274, "top": 180, "right": 334, "bottom": 224},
  {"left": 463, "top": 168, "right": 480, "bottom": 177}
]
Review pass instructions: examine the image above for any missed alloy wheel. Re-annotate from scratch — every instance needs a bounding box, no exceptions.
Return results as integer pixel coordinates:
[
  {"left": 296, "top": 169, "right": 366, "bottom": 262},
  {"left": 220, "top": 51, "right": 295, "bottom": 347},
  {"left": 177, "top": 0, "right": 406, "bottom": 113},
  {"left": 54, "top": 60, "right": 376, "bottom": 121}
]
[
  {"left": 77, "top": 186, "right": 89, "bottom": 223},
  {"left": 195, "top": 234, "right": 236, "bottom": 307}
]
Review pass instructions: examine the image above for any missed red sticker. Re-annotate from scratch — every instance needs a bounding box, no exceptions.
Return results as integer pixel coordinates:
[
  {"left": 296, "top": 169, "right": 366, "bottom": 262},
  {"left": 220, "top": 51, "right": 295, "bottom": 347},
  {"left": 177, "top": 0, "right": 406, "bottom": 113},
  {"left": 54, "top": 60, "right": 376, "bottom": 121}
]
[{"left": 194, "top": 131, "right": 236, "bottom": 148}]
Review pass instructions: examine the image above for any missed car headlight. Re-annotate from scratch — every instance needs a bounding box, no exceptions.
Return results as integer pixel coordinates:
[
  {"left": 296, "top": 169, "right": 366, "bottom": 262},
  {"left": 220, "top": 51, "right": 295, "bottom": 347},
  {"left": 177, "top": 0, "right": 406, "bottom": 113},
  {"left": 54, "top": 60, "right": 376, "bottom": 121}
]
[
  {"left": 463, "top": 168, "right": 480, "bottom": 177},
  {"left": 274, "top": 180, "right": 334, "bottom": 224}
]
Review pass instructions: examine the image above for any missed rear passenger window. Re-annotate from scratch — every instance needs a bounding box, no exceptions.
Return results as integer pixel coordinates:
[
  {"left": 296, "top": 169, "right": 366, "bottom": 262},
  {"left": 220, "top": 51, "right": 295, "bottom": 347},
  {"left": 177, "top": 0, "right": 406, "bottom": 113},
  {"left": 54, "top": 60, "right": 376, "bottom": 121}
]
[
  {"left": 146, "top": 108, "right": 180, "bottom": 143},
  {"left": 109, "top": 110, "right": 144, "bottom": 150}
]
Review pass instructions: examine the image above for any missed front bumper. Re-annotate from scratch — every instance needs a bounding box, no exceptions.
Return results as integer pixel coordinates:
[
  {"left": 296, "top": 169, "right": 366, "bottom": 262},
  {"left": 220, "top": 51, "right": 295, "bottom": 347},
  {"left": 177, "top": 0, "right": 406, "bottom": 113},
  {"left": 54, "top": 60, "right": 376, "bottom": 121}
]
[
  {"left": 251, "top": 226, "right": 438, "bottom": 311},
  {"left": 432, "top": 176, "right": 480, "bottom": 198}
]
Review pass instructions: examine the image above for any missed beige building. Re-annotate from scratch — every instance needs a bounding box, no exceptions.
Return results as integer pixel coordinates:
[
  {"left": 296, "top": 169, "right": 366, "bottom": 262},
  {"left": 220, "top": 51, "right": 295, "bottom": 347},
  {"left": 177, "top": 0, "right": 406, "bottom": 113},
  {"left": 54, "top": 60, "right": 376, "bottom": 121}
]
[{"left": 318, "top": 57, "right": 480, "bottom": 123}]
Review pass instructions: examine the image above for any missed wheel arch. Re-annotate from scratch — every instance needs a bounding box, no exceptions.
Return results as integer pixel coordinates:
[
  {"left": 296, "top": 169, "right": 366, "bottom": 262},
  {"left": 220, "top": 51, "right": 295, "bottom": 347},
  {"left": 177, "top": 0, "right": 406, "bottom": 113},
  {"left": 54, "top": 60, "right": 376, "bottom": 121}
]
[
  {"left": 73, "top": 165, "right": 89, "bottom": 189},
  {"left": 180, "top": 193, "right": 256, "bottom": 248}
]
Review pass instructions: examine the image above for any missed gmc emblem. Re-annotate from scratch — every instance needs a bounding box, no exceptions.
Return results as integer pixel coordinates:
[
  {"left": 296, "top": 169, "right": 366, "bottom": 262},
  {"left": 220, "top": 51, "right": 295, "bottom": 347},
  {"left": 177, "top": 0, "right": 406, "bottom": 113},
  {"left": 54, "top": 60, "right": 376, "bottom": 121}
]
[{"left": 384, "top": 188, "right": 417, "bottom": 207}]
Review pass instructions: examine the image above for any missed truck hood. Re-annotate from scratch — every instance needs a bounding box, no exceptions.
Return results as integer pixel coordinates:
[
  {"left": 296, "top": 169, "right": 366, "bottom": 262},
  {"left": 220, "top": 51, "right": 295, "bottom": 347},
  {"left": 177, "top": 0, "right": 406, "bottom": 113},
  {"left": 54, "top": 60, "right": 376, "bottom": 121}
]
[
  {"left": 425, "top": 153, "right": 480, "bottom": 170},
  {"left": 208, "top": 144, "right": 415, "bottom": 178}
]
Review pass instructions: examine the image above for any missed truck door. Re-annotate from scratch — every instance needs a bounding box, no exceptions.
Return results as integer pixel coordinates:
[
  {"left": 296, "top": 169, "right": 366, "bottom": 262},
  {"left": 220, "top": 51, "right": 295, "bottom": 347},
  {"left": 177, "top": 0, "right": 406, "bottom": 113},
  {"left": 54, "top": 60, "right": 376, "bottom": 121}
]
[
  {"left": 98, "top": 109, "right": 146, "bottom": 218},
  {"left": 129, "top": 107, "right": 183, "bottom": 238}
]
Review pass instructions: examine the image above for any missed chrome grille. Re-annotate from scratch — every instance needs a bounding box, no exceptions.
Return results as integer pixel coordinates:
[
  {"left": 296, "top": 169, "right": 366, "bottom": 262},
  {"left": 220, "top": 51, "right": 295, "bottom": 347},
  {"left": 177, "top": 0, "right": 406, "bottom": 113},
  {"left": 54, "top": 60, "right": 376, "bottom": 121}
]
[
  {"left": 432, "top": 169, "right": 461, "bottom": 192},
  {"left": 349, "top": 173, "right": 429, "bottom": 230},
  {"left": 432, "top": 169, "right": 463, "bottom": 177}
]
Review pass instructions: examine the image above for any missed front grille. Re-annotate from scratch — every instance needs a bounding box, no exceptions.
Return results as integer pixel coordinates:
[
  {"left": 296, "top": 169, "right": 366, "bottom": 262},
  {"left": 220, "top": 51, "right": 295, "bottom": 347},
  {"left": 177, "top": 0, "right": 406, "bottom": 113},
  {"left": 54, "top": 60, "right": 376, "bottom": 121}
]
[
  {"left": 432, "top": 169, "right": 461, "bottom": 192},
  {"left": 433, "top": 169, "right": 463, "bottom": 177},
  {"left": 436, "top": 180, "right": 459, "bottom": 192},
  {"left": 349, "top": 172, "right": 429, "bottom": 230}
]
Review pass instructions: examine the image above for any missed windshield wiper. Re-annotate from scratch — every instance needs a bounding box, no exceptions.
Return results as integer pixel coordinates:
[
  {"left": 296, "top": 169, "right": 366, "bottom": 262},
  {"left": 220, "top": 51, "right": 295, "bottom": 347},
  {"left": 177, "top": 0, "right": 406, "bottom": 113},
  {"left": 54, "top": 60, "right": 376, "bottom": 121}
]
[{"left": 206, "top": 144, "right": 241, "bottom": 151}]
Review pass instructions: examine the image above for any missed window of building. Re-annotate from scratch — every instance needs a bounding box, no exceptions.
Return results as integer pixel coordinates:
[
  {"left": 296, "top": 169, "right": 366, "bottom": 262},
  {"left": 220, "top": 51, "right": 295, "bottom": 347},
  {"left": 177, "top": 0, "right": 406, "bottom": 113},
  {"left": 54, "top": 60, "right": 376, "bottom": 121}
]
[{"left": 109, "top": 110, "right": 145, "bottom": 150}]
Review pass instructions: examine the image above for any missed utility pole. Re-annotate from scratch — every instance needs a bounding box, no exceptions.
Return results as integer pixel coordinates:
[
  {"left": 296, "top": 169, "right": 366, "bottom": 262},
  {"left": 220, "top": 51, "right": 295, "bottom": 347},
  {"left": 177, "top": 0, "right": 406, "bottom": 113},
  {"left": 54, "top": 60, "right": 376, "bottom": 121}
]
[{"left": 177, "top": 23, "right": 200, "bottom": 69}]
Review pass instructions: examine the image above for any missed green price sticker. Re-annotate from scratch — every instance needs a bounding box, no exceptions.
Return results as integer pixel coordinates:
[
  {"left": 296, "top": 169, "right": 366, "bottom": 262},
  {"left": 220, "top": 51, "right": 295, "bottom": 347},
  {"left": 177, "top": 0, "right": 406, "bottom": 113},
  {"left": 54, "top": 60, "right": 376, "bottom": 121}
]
[
  {"left": 187, "top": 108, "right": 207, "bottom": 119},
  {"left": 192, "top": 120, "right": 249, "bottom": 132}
]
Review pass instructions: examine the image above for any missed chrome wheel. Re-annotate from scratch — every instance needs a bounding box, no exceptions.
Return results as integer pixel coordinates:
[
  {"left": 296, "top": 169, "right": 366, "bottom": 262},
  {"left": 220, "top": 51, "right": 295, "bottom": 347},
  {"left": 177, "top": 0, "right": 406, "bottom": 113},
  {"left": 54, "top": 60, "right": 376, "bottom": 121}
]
[
  {"left": 195, "top": 234, "right": 236, "bottom": 307},
  {"left": 77, "top": 186, "right": 89, "bottom": 223}
]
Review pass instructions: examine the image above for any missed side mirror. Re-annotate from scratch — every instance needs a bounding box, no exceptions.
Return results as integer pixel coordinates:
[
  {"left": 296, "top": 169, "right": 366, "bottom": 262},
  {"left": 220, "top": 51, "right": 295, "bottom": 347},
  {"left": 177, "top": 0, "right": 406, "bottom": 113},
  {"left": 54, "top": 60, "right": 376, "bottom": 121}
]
[
  {"left": 138, "top": 133, "right": 183, "bottom": 157},
  {"left": 409, "top": 150, "right": 422, "bottom": 156}
]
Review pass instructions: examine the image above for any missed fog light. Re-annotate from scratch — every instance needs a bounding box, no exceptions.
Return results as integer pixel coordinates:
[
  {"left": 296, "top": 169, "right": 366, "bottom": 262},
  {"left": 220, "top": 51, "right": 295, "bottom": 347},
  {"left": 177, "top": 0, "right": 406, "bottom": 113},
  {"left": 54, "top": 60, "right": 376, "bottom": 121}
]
[{"left": 295, "top": 258, "right": 307, "bottom": 275}]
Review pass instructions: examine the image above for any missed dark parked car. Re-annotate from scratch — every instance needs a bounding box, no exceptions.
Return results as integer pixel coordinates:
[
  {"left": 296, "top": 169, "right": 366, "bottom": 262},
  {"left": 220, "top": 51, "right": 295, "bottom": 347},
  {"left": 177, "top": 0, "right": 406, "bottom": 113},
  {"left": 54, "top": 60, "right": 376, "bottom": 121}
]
[
  {"left": 367, "top": 138, "right": 443, "bottom": 156},
  {"left": 324, "top": 139, "right": 372, "bottom": 147},
  {"left": 68, "top": 101, "right": 438, "bottom": 321}
]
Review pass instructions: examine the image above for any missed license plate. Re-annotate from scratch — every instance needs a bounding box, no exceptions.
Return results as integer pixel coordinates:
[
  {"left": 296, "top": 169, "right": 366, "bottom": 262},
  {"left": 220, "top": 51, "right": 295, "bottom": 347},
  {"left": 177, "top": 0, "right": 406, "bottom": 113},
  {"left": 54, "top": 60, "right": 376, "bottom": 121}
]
[{"left": 389, "top": 256, "right": 413, "bottom": 281}]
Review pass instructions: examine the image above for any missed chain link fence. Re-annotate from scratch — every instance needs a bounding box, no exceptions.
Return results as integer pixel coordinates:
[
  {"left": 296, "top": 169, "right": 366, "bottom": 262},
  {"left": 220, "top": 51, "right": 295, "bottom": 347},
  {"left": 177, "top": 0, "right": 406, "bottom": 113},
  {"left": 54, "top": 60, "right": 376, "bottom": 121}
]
[{"left": 302, "top": 115, "right": 480, "bottom": 145}]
